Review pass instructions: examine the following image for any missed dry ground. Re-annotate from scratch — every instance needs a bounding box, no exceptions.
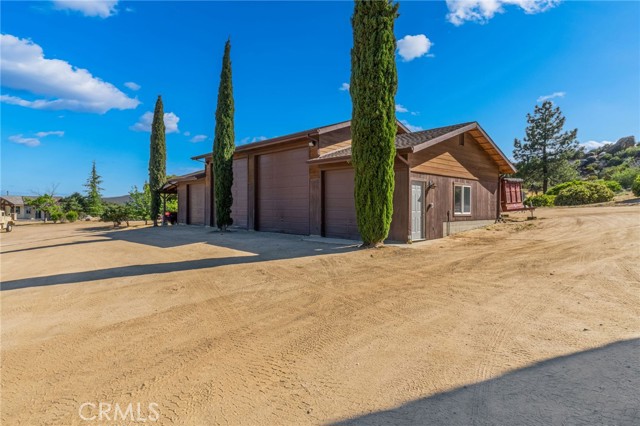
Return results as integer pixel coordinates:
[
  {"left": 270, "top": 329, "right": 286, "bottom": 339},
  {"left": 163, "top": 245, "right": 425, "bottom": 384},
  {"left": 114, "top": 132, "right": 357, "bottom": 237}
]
[{"left": 1, "top": 206, "right": 639, "bottom": 425}]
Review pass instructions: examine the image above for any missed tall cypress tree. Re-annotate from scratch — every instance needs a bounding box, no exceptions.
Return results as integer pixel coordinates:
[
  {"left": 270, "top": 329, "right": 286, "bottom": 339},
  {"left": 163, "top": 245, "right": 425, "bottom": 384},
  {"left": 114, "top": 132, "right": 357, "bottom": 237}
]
[
  {"left": 350, "top": 0, "right": 399, "bottom": 247},
  {"left": 148, "top": 95, "right": 166, "bottom": 227},
  {"left": 213, "top": 39, "right": 235, "bottom": 230},
  {"left": 84, "top": 160, "right": 104, "bottom": 216}
]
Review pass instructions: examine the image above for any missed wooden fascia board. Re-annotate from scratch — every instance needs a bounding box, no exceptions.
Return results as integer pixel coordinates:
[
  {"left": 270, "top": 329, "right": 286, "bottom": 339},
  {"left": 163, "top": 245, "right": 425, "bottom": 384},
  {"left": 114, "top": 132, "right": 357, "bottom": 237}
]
[{"left": 409, "top": 123, "right": 477, "bottom": 153}]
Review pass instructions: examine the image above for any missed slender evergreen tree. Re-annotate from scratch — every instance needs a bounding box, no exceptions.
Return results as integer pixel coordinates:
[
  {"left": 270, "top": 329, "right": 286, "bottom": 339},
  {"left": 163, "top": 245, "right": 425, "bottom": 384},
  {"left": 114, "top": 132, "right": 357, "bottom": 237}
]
[
  {"left": 84, "top": 160, "right": 104, "bottom": 216},
  {"left": 213, "top": 39, "right": 235, "bottom": 230},
  {"left": 148, "top": 95, "right": 166, "bottom": 226},
  {"left": 350, "top": 0, "right": 399, "bottom": 247},
  {"left": 513, "top": 100, "right": 578, "bottom": 193}
]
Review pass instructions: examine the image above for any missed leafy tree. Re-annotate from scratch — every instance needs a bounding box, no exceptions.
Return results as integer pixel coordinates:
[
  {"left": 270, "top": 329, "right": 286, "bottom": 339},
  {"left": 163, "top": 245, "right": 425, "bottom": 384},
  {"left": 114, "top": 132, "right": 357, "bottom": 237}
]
[
  {"left": 84, "top": 161, "right": 104, "bottom": 216},
  {"left": 24, "top": 193, "right": 59, "bottom": 222},
  {"left": 350, "top": 0, "right": 399, "bottom": 247},
  {"left": 213, "top": 39, "right": 235, "bottom": 231},
  {"left": 128, "top": 183, "right": 152, "bottom": 224},
  {"left": 149, "top": 95, "right": 167, "bottom": 226},
  {"left": 513, "top": 101, "right": 578, "bottom": 193},
  {"left": 100, "top": 203, "right": 132, "bottom": 227},
  {"left": 60, "top": 192, "right": 87, "bottom": 215},
  {"left": 165, "top": 195, "right": 178, "bottom": 212}
]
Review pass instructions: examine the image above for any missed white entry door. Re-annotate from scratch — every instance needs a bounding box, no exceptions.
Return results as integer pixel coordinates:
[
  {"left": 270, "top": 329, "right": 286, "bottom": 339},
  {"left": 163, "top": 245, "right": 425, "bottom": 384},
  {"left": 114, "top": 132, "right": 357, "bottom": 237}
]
[{"left": 411, "top": 182, "right": 425, "bottom": 241}]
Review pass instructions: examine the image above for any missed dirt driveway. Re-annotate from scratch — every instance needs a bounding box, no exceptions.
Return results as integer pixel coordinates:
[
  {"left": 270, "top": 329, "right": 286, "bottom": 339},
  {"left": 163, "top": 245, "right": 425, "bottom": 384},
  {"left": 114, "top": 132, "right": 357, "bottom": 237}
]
[{"left": 1, "top": 206, "right": 639, "bottom": 425}]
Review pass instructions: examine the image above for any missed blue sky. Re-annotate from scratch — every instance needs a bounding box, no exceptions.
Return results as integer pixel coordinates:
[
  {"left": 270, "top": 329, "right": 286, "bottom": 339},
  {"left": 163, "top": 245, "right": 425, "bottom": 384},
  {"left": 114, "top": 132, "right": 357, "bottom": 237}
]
[{"left": 1, "top": 0, "right": 639, "bottom": 196}]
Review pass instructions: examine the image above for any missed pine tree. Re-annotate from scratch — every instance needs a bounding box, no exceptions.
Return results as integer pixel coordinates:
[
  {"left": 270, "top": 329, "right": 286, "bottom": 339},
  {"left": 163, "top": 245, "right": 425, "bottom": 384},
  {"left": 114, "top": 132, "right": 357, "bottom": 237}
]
[
  {"left": 213, "top": 39, "right": 235, "bottom": 230},
  {"left": 148, "top": 95, "right": 166, "bottom": 226},
  {"left": 350, "top": 0, "right": 399, "bottom": 247},
  {"left": 513, "top": 100, "right": 578, "bottom": 193},
  {"left": 84, "top": 161, "right": 104, "bottom": 216}
]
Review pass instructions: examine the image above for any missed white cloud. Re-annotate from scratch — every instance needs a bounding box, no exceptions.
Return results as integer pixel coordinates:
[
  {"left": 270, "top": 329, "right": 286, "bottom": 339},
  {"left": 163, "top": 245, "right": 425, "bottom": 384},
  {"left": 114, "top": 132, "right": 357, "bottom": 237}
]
[
  {"left": 396, "top": 103, "right": 420, "bottom": 116},
  {"left": 9, "top": 130, "right": 63, "bottom": 148},
  {"left": 130, "top": 111, "right": 180, "bottom": 134},
  {"left": 339, "top": 82, "right": 350, "bottom": 91},
  {"left": 183, "top": 131, "right": 191, "bottom": 137},
  {"left": 190, "top": 134, "right": 207, "bottom": 143},
  {"left": 52, "top": 0, "right": 119, "bottom": 18},
  {"left": 537, "top": 91, "right": 566, "bottom": 102},
  {"left": 397, "top": 34, "right": 433, "bottom": 61},
  {"left": 581, "top": 140, "right": 612, "bottom": 150},
  {"left": 9, "top": 135, "right": 41, "bottom": 147},
  {"left": 446, "top": 0, "right": 560, "bottom": 26},
  {"left": 400, "top": 120, "right": 424, "bottom": 132},
  {"left": 35, "top": 130, "right": 64, "bottom": 138},
  {"left": 239, "top": 136, "right": 268, "bottom": 145},
  {"left": 124, "top": 81, "right": 140, "bottom": 91},
  {"left": 0, "top": 34, "right": 139, "bottom": 113}
]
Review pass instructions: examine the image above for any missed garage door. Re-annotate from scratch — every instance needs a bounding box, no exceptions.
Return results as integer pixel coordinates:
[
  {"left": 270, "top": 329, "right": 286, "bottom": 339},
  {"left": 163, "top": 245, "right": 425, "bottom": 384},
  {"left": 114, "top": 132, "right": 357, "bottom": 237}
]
[
  {"left": 188, "top": 181, "right": 205, "bottom": 225},
  {"left": 257, "top": 147, "right": 309, "bottom": 234},
  {"left": 323, "top": 168, "right": 360, "bottom": 240}
]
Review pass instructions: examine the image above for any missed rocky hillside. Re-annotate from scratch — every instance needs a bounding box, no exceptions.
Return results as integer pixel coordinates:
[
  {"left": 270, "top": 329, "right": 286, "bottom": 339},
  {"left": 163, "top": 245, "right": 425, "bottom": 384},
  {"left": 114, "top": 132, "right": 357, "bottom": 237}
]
[{"left": 572, "top": 136, "right": 639, "bottom": 180}]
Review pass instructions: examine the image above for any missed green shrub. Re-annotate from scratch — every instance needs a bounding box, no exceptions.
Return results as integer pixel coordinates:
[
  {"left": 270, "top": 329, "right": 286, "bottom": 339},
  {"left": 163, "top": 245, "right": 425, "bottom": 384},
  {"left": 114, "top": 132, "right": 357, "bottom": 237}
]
[
  {"left": 65, "top": 210, "right": 79, "bottom": 222},
  {"left": 49, "top": 211, "right": 63, "bottom": 223},
  {"left": 632, "top": 175, "right": 640, "bottom": 197},
  {"left": 601, "top": 180, "right": 622, "bottom": 193},
  {"left": 524, "top": 194, "right": 556, "bottom": 207},
  {"left": 611, "top": 167, "right": 640, "bottom": 189},
  {"left": 554, "top": 181, "right": 614, "bottom": 206},
  {"left": 100, "top": 204, "right": 131, "bottom": 227},
  {"left": 546, "top": 180, "right": 583, "bottom": 196}
]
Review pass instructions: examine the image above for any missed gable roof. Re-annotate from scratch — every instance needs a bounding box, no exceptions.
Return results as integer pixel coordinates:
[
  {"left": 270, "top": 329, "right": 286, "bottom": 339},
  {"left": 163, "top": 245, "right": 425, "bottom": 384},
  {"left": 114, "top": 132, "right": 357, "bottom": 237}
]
[
  {"left": 0, "top": 195, "right": 63, "bottom": 206},
  {"left": 191, "top": 119, "right": 410, "bottom": 161},
  {"left": 0, "top": 196, "right": 26, "bottom": 206},
  {"left": 311, "top": 122, "right": 516, "bottom": 174}
]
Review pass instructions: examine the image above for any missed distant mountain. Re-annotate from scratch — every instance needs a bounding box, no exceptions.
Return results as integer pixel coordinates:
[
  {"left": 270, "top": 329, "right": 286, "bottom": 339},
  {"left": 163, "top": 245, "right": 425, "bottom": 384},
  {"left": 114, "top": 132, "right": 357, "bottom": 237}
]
[{"left": 102, "top": 195, "right": 132, "bottom": 205}]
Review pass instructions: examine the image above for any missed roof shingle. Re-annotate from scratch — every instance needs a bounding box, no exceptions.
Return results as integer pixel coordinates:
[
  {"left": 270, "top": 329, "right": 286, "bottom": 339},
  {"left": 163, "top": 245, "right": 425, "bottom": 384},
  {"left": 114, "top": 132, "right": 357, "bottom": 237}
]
[{"left": 313, "top": 122, "right": 475, "bottom": 161}]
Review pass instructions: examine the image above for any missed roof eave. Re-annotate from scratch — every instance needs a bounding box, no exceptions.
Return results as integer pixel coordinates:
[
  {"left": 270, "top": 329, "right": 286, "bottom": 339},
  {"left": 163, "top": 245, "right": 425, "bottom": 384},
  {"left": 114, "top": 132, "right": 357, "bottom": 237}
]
[
  {"left": 472, "top": 123, "right": 517, "bottom": 174},
  {"left": 409, "top": 123, "right": 478, "bottom": 153}
]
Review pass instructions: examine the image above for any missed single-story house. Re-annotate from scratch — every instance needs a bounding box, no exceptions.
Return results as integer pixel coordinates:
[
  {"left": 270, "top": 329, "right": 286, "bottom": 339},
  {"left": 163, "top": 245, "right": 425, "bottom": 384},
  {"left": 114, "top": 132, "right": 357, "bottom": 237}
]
[
  {"left": 0, "top": 195, "right": 60, "bottom": 220},
  {"left": 162, "top": 119, "right": 516, "bottom": 242}
]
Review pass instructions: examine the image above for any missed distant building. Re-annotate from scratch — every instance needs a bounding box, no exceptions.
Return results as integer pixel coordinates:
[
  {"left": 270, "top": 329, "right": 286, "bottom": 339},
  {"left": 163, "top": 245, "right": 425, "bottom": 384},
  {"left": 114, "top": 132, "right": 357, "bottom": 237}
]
[{"left": 0, "top": 195, "right": 60, "bottom": 220}]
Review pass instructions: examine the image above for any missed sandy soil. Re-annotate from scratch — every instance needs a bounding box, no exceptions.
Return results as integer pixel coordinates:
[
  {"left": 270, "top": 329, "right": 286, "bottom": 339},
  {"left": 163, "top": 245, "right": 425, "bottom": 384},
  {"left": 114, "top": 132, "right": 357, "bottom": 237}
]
[{"left": 1, "top": 206, "right": 639, "bottom": 425}]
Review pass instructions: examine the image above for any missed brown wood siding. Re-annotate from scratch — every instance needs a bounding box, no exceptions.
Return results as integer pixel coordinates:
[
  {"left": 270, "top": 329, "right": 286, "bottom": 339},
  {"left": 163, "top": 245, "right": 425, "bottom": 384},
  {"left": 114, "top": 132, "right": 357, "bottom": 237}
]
[
  {"left": 411, "top": 173, "right": 498, "bottom": 240},
  {"left": 316, "top": 158, "right": 408, "bottom": 243},
  {"left": 309, "top": 165, "right": 322, "bottom": 235},
  {"left": 187, "top": 181, "right": 206, "bottom": 225},
  {"left": 323, "top": 168, "right": 359, "bottom": 240},
  {"left": 205, "top": 162, "right": 214, "bottom": 227},
  {"left": 409, "top": 133, "right": 500, "bottom": 181},
  {"left": 256, "top": 147, "right": 310, "bottom": 234},
  {"left": 231, "top": 156, "right": 248, "bottom": 228},
  {"left": 177, "top": 183, "right": 188, "bottom": 224},
  {"left": 389, "top": 160, "right": 410, "bottom": 242}
]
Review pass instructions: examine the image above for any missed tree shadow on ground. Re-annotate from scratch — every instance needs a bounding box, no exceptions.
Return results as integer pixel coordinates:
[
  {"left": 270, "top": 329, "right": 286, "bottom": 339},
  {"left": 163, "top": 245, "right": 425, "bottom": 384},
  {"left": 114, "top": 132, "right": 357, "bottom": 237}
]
[
  {"left": 332, "top": 338, "right": 640, "bottom": 426},
  {"left": 1, "top": 225, "right": 359, "bottom": 291}
]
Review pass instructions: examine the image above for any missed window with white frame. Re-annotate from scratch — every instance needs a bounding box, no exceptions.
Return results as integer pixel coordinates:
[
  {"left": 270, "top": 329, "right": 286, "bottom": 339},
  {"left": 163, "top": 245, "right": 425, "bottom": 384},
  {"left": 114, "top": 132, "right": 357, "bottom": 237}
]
[
  {"left": 454, "top": 184, "right": 471, "bottom": 215},
  {"left": 25, "top": 206, "right": 31, "bottom": 214}
]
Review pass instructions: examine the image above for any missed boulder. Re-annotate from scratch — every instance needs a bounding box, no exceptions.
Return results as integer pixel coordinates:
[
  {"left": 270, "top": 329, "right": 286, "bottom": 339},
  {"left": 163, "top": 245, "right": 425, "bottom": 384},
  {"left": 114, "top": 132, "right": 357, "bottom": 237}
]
[{"left": 605, "top": 136, "right": 636, "bottom": 154}]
